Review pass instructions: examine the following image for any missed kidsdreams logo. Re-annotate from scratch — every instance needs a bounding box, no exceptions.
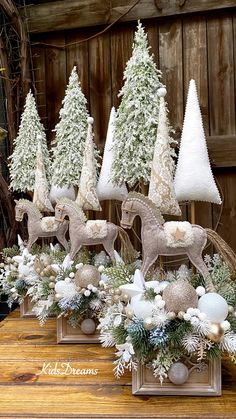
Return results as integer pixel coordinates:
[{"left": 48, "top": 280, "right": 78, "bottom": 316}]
[{"left": 39, "top": 362, "right": 99, "bottom": 376}]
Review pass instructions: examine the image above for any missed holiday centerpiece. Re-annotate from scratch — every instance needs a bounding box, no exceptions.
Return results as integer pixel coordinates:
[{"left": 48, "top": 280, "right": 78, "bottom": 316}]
[{"left": 98, "top": 256, "right": 236, "bottom": 395}]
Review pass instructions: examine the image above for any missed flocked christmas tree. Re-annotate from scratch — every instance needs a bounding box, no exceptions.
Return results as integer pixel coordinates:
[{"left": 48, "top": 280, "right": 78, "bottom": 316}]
[
  {"left": 33, "top": 136, "right": 54, "bottom": 213},
  {"left": 97, "top": 107, "right": 128, "bottom": 201},
  {"left": 148, "top": 88, "right": 181, "bottom": 216},
  {"left": 9, "top": 90, "right": 51, "bottom": 192},
  {"left": 112, "top": 21, "right": 164, "bottom": 188},
  {"left": 51, "top": 66, "right": 90, "bottom": 188},
  {"left": 76, "top": 117, "right": 101, "bottom": 211},
  {"left": 174, "top": 79, "right": 221, "bottom": 205}
]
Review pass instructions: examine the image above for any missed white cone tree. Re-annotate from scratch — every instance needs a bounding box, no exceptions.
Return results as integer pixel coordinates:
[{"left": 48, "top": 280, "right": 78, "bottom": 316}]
[
  {"left": 112, "top": 21, "right": 164, "bottom": 188},
  {"left": 76, "top": 117, "right": 101, "bottom": 211},
  {"left": 9, "top": 90, "right": 50, "bottom": 192},
  {"left": 174, "top": 79, "right": 221, "bottom": 204},
  {"left": 33, "top": 136, "right": 54, "bottom": 213},
  {"left": 148, "top": 88, "right": 181, "bottom": 216},
  {"left": 97, "top": 107, "right": 128, "bottom": 201},
  {"left": 51, "top": 66, "right": 90, "bottom": 188}
]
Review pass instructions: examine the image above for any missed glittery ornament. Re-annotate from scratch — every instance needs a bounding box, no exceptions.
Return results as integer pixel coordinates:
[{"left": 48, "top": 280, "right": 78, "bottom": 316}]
[
  {"left": 80, "top": 318, "right": 96, "bottom": 335},
  {"left": 162, "top": 280, "right": 198, "bottom": 314},
  {"left": 74, "top": 265, "right": 100, "bottom": 288},
  {"left": 207, "top": 322, "right": 224, "bottom": 343},
  {"left": 168, "top": 362, "right": 189, "bottom": 385}
]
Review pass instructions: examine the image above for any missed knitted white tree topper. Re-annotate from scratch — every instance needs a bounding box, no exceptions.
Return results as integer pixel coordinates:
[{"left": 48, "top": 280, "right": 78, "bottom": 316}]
[
  {"left": 148, "top": 87, "right": 181, "bottom": 216},
  {"left": 76, "top": 117, "right": 101, "bottom": 211},
  {"left": 97, "top": 107, "right": 128, "bottom": 201},
  {"left": 174, "top": 79, "right": 221, "bottom": 204}
]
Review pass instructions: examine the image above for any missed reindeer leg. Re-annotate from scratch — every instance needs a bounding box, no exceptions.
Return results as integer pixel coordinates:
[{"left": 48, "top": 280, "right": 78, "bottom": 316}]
[
  {"left": 141, "top": 254, "right": 159, "bottom": 278},
  {"left": 56, "top": 233, "right": 69, "bottom": 252},
  {"left": 70, "top": 243, "right": 82, "bottom": 260},
  {"left": 102, "top": 240, "right": 116, "bottom": 264},
  {"left": 187, "top": 253, "right": 209, "bottom": 278},
  {"left": 27, "top": 235, "right": 38, "bottom": 251}
]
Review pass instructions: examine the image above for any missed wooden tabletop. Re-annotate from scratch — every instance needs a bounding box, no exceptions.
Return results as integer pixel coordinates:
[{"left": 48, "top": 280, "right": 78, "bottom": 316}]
[{"left": 0, "top": 310, "right": 235, "bottom": 418}]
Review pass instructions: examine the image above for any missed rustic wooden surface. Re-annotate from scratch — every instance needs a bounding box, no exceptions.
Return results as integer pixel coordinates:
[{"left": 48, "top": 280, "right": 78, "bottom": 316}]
[
  {"left": 29, "top": 10, "right": 236, "bottom": 261},
  {"left": 0, "top": 310, "right": 235, "bottom": 418},
  {"left": 22, "top": 0, "right": 236, "bottom": 33}
]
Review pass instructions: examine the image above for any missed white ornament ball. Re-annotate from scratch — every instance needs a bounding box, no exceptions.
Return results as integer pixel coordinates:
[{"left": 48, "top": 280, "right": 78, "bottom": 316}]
[
  {"left": 87, "top": 116, "right": 94, "bottom": 124},
  {"left": 157, "top": 87, "right": 167, "bottom": 98},
  {"left": 221, "top": 320, "right": 231, "bottom": 331},
  {"left": 84, "top": 290, "right": 91, "bottom": 297},
  {"left": 98, "top": 265, "right": 105, "bottom": 273},
  {"left": 80, "top": 318, "right": 96, "bottom": 335},
  {"left": 196, "top": 286, "right": 206, "bottom": 297},
  {"left": 69, "top": 272, "right": 75, "bottom": 279},
  {"left": 168, "top": 362, "right": 189, "bottom": 385},
  {"left": 55, "top": 293, "right": 61, "bottom": 301},
  {"left": 132, "top": 300, "right": 154, "bottom": 320},
  {"left": 156, "top": 299, "right": 165, "bottom": 309},
  {"left": 76, "top": 263, "right": 84, "bottom": 270},
  {"left": 198, "top": 292, "right": 229, "bottom": 323}
]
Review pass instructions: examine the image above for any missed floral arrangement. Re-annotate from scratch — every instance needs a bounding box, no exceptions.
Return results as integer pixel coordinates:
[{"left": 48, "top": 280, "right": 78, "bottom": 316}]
[
  {"left": 98, "top": 255, "right": 236, "bottom": 383},
  {"left": 0, "top": 241, "right": 111, "bottom": 328}
]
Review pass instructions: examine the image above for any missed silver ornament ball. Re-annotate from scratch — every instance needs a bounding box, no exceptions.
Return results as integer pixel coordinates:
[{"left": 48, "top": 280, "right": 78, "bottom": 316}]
[
  {"left": 168, "top": 362, "right": 189, "bottom": 385},
  {"left": 74, "top": 265, "right": 100, "bottom": 288},
  {"left": 80, "top": 318, "right": 96, "bottom": 335},
  {"left": 143, "top": 317, "right": 155, "bottom": 330},
  {"left": 163, "top": 280, "right": 198, "bottom": 314}
]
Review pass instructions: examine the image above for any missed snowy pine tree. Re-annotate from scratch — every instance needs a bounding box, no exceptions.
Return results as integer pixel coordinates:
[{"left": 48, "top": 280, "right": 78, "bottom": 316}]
[
  {"left": 9, "top": 90, "right": 50, "bottom": 192},
  {"left": 112, "top": 21, "right": 164, "bottom": 188},
  {"left": 51, "top": 66, "right": 90, "bottom": 187}
]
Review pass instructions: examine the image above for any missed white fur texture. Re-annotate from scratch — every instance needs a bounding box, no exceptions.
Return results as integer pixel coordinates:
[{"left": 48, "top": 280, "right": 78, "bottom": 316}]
[
  {"left": 97, "top": 107, "right": 128, "bottom": 201},
  {"left": 41, "top": 217, "right": 58, "bottom": 232},
  {"left": 174, "top": 79, "right": 221, "bottom": 204},
  {"left": 164, "top": 221, "right": 194, "bottom": 248},
  {"left": 85, "top": 220, "right": 108, "bottom": 239}
]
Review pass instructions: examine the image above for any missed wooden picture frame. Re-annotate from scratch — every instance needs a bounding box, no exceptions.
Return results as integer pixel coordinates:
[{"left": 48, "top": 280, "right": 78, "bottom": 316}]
[
  {"left": 20, "top": 295, "right": 35, "bottom": 318},
  {"left": 132, "top": 358, "right": 221, "bottom": 396},
  {"left": 57, "top": 316, "right": 100, "bottom": 344}
]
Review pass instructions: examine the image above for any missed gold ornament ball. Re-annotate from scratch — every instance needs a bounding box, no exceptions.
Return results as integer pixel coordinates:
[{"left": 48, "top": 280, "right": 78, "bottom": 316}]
[
  {"left": 121, "top": 293, "right": 130, "bottom": 303},
  {"left": 49, "top": 282, "right": 55, "bottom": 289},
  {"left": 143, "top": 317, "right": 155, "bottom": 330},
  {"left": 80, "top": 318, "right": 96, "bottom": 335},
  {"left": 74, "top": 265, "right": 100, "bottom": 288},
  {"left": 162, "top": 280, "right": 198, "bottom": 314},
  {"left": 207, "top": 322, "right": 225, "bottom": 343},
  {"left": 125, "top": 307, "right": 134, "bottom": 319},
  {"left": 113, "top": 295, "right": 121, "bottom": 303}
]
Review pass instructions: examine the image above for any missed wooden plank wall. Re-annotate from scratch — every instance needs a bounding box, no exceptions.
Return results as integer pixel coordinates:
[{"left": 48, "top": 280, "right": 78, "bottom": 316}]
[{"left": 31, "top": 10, "right": 236, "bottom": 259}]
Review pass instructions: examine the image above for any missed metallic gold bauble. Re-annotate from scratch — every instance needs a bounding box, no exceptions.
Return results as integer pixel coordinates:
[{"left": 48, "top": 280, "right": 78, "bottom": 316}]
[
  {"left": 80, "top": 318, "right": 96, "bottom": 335},
  {"left": 74, "top": 265, "right": 100, "bottom": 288},
  {"left": 49, "top": 282, "right": 55, "bottom": 289},
  {"left": 143, "top": 317, "right": 155, "bottom": 330},
  {"left": 125, "top": 307, "right": 134, "bottom": 319},
  {"left": 121, "top": 293, "right": 130, "bottom": 303},
  {"left": 162, "top": 280, "right": 198, "bottom": 314},
  {"left": 113, "top": 295, "right": 121, "bottom": 303},
  {"left": 207, "top": 322, "right": 225, "bottom": 343},
  {"left": 168, "top": 362, "right": 189, "bottom": 385}
]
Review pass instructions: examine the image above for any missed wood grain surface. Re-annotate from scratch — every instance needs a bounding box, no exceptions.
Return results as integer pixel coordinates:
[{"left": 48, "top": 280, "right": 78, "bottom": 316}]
[{"left": 0, "top": 310, "right": 235, "bottom": 418}]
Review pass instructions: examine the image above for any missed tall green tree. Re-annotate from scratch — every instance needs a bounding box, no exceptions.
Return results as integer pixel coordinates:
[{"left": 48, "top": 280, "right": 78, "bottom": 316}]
[
  {"left": 9, "top": 90, "right": 50, "bottom": 192},
  {"left": 112, "top": 21, "right": 164, "bottom": 188}
]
